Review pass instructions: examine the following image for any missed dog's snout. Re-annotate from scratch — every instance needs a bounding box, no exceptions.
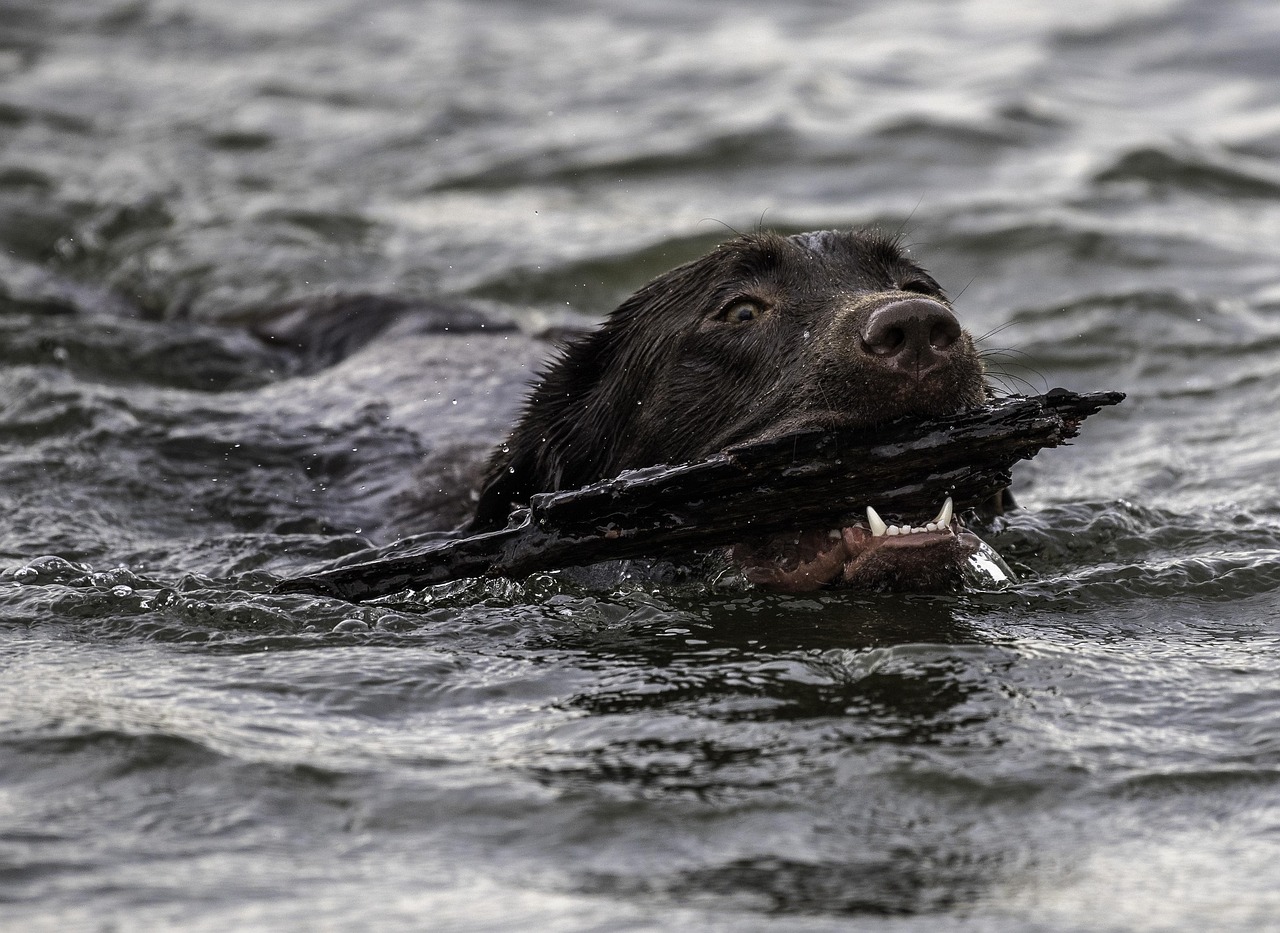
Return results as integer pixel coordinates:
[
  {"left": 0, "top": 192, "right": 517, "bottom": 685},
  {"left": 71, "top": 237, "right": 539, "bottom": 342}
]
[{"left": 859, "top": 298, "right": 962, "bottom": 374}]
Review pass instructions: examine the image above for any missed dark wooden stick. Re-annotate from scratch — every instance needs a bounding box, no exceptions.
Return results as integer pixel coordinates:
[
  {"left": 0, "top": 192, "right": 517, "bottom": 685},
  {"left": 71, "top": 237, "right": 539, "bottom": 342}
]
[{"left": 275, "top": 389, "right": 1124, "bottom": 601}]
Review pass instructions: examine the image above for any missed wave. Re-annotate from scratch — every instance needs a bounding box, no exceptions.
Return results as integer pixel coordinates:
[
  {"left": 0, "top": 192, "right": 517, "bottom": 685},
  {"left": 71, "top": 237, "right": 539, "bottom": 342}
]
[{"left": 1094, "top": 143, "right": 1280, "bottom": 199}]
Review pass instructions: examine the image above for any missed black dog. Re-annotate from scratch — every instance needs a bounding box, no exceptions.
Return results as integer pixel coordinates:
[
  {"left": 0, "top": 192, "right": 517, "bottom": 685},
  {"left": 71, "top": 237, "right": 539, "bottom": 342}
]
[{"left": 470, "top": 230, "right": 995, "bottom": 590}]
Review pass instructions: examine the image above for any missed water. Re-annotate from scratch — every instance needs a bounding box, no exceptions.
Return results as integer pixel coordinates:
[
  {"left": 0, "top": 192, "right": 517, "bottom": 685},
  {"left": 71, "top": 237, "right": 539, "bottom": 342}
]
[{"left": 3, "top": 0, "right": 1280, "bottom": 929}]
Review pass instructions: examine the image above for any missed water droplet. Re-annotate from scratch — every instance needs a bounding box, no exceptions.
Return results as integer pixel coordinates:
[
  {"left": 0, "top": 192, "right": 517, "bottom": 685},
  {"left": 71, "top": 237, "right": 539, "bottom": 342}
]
[
  {"left": 13, "top": 555, "right": 93, "bottom": 585},
  {"left": 147, "top": 588, "right": 178, "bottom": 609},
  {"left": 376, "top": 615, "right": 417, "bottom": 633}
]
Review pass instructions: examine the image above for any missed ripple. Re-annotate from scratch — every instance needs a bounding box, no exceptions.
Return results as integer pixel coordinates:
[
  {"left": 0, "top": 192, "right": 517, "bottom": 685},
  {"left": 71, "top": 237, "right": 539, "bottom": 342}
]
[
  {"left": 431, "top": 125, "right": 804, "bottom": 192},
  {"left": 4, "top": 2, "right": 1280, "bottom": 929},
  {"left": 1027, "top": 550, "right": 1280, "bottom": 607},
  {"left": 469, "top": 230, "right": 730, "bottom": 312},
  {"left": 1095, "top": 144, "right": 1280, "bottom": 199}
]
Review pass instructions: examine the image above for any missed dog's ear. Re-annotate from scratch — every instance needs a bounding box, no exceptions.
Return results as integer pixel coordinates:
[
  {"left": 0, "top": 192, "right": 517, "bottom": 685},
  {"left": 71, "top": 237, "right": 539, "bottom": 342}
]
[
  {"left": 466, "top": 248, "right": 731, "bottom": 532},
  {"left": 468, "top": 327, "right": 626, "bottom": 532}
]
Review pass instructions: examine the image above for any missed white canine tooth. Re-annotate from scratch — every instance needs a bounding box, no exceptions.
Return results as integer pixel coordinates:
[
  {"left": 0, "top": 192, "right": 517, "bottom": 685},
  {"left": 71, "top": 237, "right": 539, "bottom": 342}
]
[
  {"left": 828, "top": 529, "right": 841, "bottom": 540},
  {"left": 931, "top": 496, "right": 954, "bottom": 528},
  {"left": 866, "top": 506, "right": 888, "bottom": 537}
]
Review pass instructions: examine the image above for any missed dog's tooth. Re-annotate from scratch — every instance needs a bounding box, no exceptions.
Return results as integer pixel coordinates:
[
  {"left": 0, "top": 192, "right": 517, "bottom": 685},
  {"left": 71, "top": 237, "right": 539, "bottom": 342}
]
[
  {"left": 887, "top": 525, "right": 901, "bottom": 536},
  {"left": 828, "top": 529, "right": 841, "bottom": 540},
  {"left": 932, "top": 496, "right": 954, "bottom": 528},
  {"left": 866, "top": 506, "right": 888, "bottom": 537}
]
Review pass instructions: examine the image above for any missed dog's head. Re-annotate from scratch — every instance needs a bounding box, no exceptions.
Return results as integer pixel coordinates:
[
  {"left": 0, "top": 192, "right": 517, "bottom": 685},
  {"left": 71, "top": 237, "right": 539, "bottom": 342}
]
[{"left": 471, "top": 230, "right": 996, "bottom": 590}]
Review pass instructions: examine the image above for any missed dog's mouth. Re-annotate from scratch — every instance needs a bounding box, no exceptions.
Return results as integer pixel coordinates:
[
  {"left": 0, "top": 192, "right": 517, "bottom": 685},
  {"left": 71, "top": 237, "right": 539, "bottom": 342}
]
[{"left": 731, "top": 496, "right": 998, "bottom": 592}]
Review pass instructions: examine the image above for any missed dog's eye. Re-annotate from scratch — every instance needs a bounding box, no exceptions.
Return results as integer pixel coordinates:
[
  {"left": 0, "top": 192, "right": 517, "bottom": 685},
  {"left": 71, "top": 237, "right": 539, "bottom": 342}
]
[
  {"left": 720, "top": 299, "right": 764, "bottom": 323},
  {"left": 898, "top": 279, "right": 936, "bottom": 296}
]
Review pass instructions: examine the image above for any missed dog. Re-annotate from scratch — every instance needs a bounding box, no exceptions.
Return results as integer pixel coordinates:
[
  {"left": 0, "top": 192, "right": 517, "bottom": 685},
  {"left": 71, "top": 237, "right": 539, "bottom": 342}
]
[{"left": 469, "top": 229, "right": 999, "bottom": 591}]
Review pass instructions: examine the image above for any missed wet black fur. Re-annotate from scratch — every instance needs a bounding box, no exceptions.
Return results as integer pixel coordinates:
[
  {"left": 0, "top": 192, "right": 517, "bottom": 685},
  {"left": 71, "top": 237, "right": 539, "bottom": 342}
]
[{"left": 469, "top": 229, "right": 987, "bottom": 531}]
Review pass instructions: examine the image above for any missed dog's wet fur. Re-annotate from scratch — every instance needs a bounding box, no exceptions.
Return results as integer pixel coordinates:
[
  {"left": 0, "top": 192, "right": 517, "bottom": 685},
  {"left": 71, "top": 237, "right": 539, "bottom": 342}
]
[{"left": 467, "top": 229, "right": 996, "bottom": 591}]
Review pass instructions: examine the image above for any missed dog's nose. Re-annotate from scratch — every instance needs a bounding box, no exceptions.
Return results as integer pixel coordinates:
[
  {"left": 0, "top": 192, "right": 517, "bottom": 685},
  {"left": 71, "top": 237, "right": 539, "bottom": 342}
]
[{"left": 860, "top": 298, "right": 962, "bottom": 374}]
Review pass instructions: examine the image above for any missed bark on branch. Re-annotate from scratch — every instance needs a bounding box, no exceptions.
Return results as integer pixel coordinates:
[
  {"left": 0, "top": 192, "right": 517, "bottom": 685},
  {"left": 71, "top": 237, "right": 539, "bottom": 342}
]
[{"left": 275, "top": 389, "right": 1124, "bottom": 602}]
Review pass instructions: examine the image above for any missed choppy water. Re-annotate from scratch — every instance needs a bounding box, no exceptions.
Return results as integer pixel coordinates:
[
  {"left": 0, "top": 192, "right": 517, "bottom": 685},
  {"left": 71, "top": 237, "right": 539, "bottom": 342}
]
[{"left": 4, "top": 1, "right": 1280, "bottom": 930}]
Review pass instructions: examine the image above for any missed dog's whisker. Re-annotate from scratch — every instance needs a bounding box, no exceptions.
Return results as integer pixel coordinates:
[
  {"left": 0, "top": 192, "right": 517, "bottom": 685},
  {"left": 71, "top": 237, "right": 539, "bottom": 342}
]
[{"left": 974, "top": 320, "right": 1018, "bottom": 343}]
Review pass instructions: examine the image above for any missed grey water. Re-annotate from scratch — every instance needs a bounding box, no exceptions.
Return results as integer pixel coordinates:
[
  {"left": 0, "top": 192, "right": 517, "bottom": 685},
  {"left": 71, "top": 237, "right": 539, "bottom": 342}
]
[{"left": 3, "top": 0, "right": 1280, "bottom": 930}]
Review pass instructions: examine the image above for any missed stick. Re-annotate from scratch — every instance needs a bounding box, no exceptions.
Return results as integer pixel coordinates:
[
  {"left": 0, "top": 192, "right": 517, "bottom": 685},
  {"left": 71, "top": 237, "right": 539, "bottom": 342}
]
[{"left": 275, "top": 389, "right": 1124, "bottom": 601}]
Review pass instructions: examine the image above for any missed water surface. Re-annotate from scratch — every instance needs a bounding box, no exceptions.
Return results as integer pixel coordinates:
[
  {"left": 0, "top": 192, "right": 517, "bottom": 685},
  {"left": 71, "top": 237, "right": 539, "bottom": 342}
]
[{"left": 3, "top": 1, "right": 1280, "bottom": 930}]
